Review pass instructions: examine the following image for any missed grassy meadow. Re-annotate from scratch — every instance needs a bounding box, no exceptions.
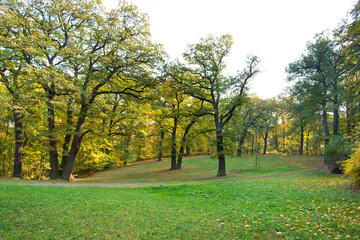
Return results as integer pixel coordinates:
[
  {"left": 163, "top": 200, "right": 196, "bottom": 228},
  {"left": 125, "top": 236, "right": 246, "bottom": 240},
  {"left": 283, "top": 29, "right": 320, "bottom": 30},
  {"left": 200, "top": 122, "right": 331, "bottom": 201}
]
[
  {"left": 75, "top": 154, "right": 325, "bottom": 184},
  {"left": 1, "top": 155, "right": 359, "bottom": 239}
]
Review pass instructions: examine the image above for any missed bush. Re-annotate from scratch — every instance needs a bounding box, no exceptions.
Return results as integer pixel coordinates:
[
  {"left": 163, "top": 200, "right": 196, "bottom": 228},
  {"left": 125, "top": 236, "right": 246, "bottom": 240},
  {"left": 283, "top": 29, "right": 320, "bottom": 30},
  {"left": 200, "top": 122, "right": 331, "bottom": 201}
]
[
  {"left": 325, "top": 135, "right": 353, "bottom": 174},
  {"left": 343, "top": 142, "right": 360, "bottom": 186}
]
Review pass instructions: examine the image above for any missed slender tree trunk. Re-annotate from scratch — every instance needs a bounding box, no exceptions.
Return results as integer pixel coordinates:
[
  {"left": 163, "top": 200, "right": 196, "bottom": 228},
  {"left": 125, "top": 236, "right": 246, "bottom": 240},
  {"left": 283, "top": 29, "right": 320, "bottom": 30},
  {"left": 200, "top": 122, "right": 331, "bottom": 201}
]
[
  {"left": 47, "top": 96, "right": 59, "bottom": 179},
  {"left": 157, "top": 128, "right": 164, "bottom": 162},
  {"left": 177, "top": 145, "right": 184, "bottom": 169},
  {"left": 12, "top": 109, "right": 23, "bottom": 178},
  {"left": 170, "top": 117, "right": 178, "bottom": 170},
  {"left": 299, "top": 126, "right": 304, "bottom": 155},
  {"left": 177, "top": 120, "right": 195, "bottom": 169},
  {"left": 282, "top": 127, "right": 286, "bottom": 153},
  {"left": 251, "top": 135, "right": 255, "bottom": 155},
  {"left": 273, "top": 133, "right": 278, "bottom": 152},
  {"left": 333, "top": 100, "right": 339, "bottom": 136},
  {"left": 333, "top": 78, "right": 339, "bottom": 136},
  {"left": 321, "top": 99, "right": 330, "bottom": 164},
  {"left": 306, "top": 129, "right": 310, "bottom": 155},
  {"left": 237, "top": 134, "right": 246, "bottom": 157},
  {"left": 262, "top": 132, "right": 268, "bottom": 155},
  {"left": 346, "top": 103, "right": 352, "bottom": 134}
]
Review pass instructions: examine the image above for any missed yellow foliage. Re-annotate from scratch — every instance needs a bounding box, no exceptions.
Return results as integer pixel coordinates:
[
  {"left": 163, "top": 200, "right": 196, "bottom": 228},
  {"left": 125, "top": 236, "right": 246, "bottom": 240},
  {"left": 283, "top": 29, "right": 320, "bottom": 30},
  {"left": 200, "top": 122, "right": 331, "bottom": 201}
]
[{"left": 343, "top": 142, "right": 360, "bottom": 186}]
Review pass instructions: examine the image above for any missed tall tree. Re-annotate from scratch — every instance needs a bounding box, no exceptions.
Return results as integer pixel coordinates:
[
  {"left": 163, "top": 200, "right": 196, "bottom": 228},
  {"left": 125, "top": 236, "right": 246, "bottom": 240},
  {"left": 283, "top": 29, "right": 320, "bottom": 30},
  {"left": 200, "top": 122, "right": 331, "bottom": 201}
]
[
  {"left": 171, "top": 34, "right": 259, "bottom": 176},
  {"left": 0, "top": 1, "right": 31, "bottom": 177},
  {"left": 339, "top": 0, "right": 360, "bottom": 133},
  {"left": 61, "top": 1, "right": 163, "bottom": 180},
  {"left": 1, "top": 0, "right": 97, "bottom": 179},
  {"left": 286, "top": 34, "right": 346, "bottom": 164}
]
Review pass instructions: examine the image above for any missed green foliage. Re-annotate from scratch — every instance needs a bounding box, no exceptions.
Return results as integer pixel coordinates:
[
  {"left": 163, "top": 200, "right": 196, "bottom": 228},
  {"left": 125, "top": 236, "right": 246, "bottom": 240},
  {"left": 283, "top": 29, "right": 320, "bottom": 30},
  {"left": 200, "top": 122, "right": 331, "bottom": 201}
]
[
  {"left": 343, "top": 141, "right": 360, "bottom": 186},
  {"left": 325, "top": 135, "right": 354, "bottom": 173}
]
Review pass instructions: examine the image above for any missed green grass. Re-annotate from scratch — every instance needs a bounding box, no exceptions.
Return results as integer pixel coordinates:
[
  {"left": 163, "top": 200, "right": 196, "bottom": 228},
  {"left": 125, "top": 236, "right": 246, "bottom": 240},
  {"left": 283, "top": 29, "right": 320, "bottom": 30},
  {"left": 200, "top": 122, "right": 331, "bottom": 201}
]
[
  {"left": 1, "top": 155, "right": 359, "bottom": 239},
  {"left": 0, "top": 155, "right": 324, "bottom": 185},
  {"left": 73, "top": 155, "right": 325, "bottom": 184},
  {"left": 1, "top": 172, "right": 359, "bottom": 239}
]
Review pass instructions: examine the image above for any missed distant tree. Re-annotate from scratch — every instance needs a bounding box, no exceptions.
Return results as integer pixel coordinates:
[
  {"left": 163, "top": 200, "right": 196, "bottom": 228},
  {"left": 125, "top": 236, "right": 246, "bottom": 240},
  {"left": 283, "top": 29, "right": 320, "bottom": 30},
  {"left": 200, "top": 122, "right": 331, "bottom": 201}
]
[
  {"left": 285, "top": 84, "right": 319, "bottom": 155},
  {"left": 227, "top": 96, "right": 267, "bottom": 157},
  {"left": 171, "top": 34, "right": 259, "bottom": 176}
]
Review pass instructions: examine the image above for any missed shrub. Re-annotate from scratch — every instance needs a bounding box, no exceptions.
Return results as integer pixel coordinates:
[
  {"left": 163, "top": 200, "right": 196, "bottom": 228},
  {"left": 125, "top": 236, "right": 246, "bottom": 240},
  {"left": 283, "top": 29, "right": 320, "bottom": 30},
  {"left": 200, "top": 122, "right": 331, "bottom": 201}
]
[
  {"left": 343, "top": 142, "right": 360, "bottom": 186},
  {"left": 325, "top": 135, "right": 353, "bottom": 174}
]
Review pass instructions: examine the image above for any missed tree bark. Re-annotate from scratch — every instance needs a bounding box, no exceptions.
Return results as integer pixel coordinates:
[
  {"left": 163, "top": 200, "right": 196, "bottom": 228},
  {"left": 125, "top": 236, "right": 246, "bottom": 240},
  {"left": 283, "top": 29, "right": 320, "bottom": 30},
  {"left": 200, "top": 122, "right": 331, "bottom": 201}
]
[
  {"left": 157, "top": 128, "right": 164, "bottom": 162},
  {"left": 273, "top": 133, "right": 278, "bottom": 152},
  {"left": 62, "top": 103, "right": 89, "bottom": 181},
  {"left": 262, "top": 132, "right": 268, "bottom": 155},
  {"left": 170, "top": 117, "right": 178, "bottom": 170},
  {"left": 306, "top": 129, "right": 310, "bottom": 154},
  {"left": 216, "top": 127, "right": 226, "bottom": 176},
  {"left": 333, "top": 85, "right": 339, "bottom": 136},
  {"left": 61, "top": 98, "right": 73, "bottom": 171},
  {"left": 12, "top": 109, "right": 23, "bottom": 178},
  {"left": 237, "top": 134, "right": 246, "bottom": 157},
  {"left": 177, "top": 120, "right": 195, "bottom": 169},
  {"left": 299, "top": 125, "right": 304, "bottom": 155},
  {"left": 47, "top": 96, "right": 59, "bottom": 179},
  {"left": 321, "top": 99, "right": 330, "bottom": 164}
]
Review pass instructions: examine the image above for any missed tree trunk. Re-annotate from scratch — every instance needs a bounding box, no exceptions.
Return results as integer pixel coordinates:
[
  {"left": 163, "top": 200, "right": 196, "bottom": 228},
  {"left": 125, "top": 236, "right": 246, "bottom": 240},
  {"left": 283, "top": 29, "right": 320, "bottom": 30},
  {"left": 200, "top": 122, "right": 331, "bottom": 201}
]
[
  {"left": 333, "top": 78, "right": 339, "bottom": 136},
  {"left": 62, "top": 104, "right": 89, "bottom": 181},
  {"left": 157, "top": 128, "right": 164, "bottom": 162},
  {"left": 282, "top": 127, "right": 286, "bottom": 153},
  {"left": 61, "top": 99, "right": 73, "bottom": 171},
  {"left": 273, "top": 133, "right": 278, "bottom": 152},
  {"left": 299, "top": 125, "right": 304, "bottom": 155},
  {"left": 216, "top": 128, "right": 226, "bottom": 176},
  {"left": 237, "top": 134, "right": 246, "bottom": 157},
  {"left": 321, "top": 99, "right": 330, "bottom": 164},
  {"left": 262, "top": 132, "right": 268, "bottom": 155},
  {"left": 170, "top": 117, "right": 178, "bottom": 170},
  {"left": 12, "top": 109, "right": 23, "bottom": 178},
  {"left": 47, "top": 99, "right": 59, "bottom": 179},
  {"left": 251, "top": 135, "right": 255, "bottom": 155},
  {"left": 333, "top": 104, "right": 339, "bottom": 136},
  {"left": 177, "top": 120, "right": 195, "bottom": 169},
  {"left": 306, "top": 129, "right": 310, "bottom": 154}
]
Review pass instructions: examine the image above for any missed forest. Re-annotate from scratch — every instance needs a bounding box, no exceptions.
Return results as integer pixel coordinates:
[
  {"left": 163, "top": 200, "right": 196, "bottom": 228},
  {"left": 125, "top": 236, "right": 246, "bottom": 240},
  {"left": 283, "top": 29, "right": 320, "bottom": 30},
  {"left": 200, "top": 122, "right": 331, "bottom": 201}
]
[{"left": 0, "top": 0, "right": 359, "bottom": 183}]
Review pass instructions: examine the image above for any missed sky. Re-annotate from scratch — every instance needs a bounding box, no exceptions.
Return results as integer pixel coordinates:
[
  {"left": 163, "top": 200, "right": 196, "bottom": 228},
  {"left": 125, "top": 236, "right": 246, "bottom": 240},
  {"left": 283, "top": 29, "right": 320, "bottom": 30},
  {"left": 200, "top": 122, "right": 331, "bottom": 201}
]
[{"left": 102, "top": 0, "right": 356, "bottom": 99}]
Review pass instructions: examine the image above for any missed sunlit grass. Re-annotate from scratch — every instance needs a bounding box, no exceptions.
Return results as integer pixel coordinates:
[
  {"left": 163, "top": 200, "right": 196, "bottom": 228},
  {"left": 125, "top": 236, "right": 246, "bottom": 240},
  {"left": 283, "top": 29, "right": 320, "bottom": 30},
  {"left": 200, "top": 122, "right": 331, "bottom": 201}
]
[
  {"left": 1, "top": 172, "right": 359, "bottom": 239},
  {"left": 74, "top": 155, "right": 324, "bottom": 184}
]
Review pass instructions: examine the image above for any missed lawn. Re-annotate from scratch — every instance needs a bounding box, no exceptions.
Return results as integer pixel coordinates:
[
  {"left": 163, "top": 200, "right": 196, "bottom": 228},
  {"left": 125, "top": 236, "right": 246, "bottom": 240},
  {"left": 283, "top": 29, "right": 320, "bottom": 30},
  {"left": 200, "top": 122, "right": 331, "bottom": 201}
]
[
  {"left": 1, "top": 155, "right": 359, "bottom": 239},
  {"left": 74, "top": 155, "right": 325, "bottom": 184}
]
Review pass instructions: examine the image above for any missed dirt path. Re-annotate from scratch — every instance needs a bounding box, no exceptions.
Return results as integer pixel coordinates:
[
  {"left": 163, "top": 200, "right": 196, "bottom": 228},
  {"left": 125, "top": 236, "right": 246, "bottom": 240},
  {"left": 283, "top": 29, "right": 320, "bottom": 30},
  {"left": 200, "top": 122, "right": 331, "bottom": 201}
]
[{"left": 0, "top": 167, "right": 327, "bottom": 188}]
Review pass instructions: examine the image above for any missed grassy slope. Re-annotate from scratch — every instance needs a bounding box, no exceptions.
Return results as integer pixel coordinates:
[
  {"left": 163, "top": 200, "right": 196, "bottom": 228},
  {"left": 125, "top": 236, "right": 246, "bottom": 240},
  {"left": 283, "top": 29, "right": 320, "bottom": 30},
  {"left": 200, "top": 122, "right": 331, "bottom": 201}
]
[{"left": 74, "top": 155, "right": 325, "bottom": 184}]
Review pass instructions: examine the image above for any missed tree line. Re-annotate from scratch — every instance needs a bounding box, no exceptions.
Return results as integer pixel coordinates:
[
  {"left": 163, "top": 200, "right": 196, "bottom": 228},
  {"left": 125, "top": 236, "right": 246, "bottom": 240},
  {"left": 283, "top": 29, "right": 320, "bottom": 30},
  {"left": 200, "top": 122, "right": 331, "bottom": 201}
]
[{"left": 1, "top": 0, "right": 359, "bottom": 181}]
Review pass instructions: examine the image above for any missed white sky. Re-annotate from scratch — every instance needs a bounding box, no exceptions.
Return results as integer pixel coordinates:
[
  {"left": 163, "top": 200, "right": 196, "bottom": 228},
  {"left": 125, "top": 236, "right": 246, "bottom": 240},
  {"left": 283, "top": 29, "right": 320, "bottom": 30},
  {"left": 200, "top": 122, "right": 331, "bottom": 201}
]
[{"left": 102, "top": 0, "right": 356, "bottom": 99}]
